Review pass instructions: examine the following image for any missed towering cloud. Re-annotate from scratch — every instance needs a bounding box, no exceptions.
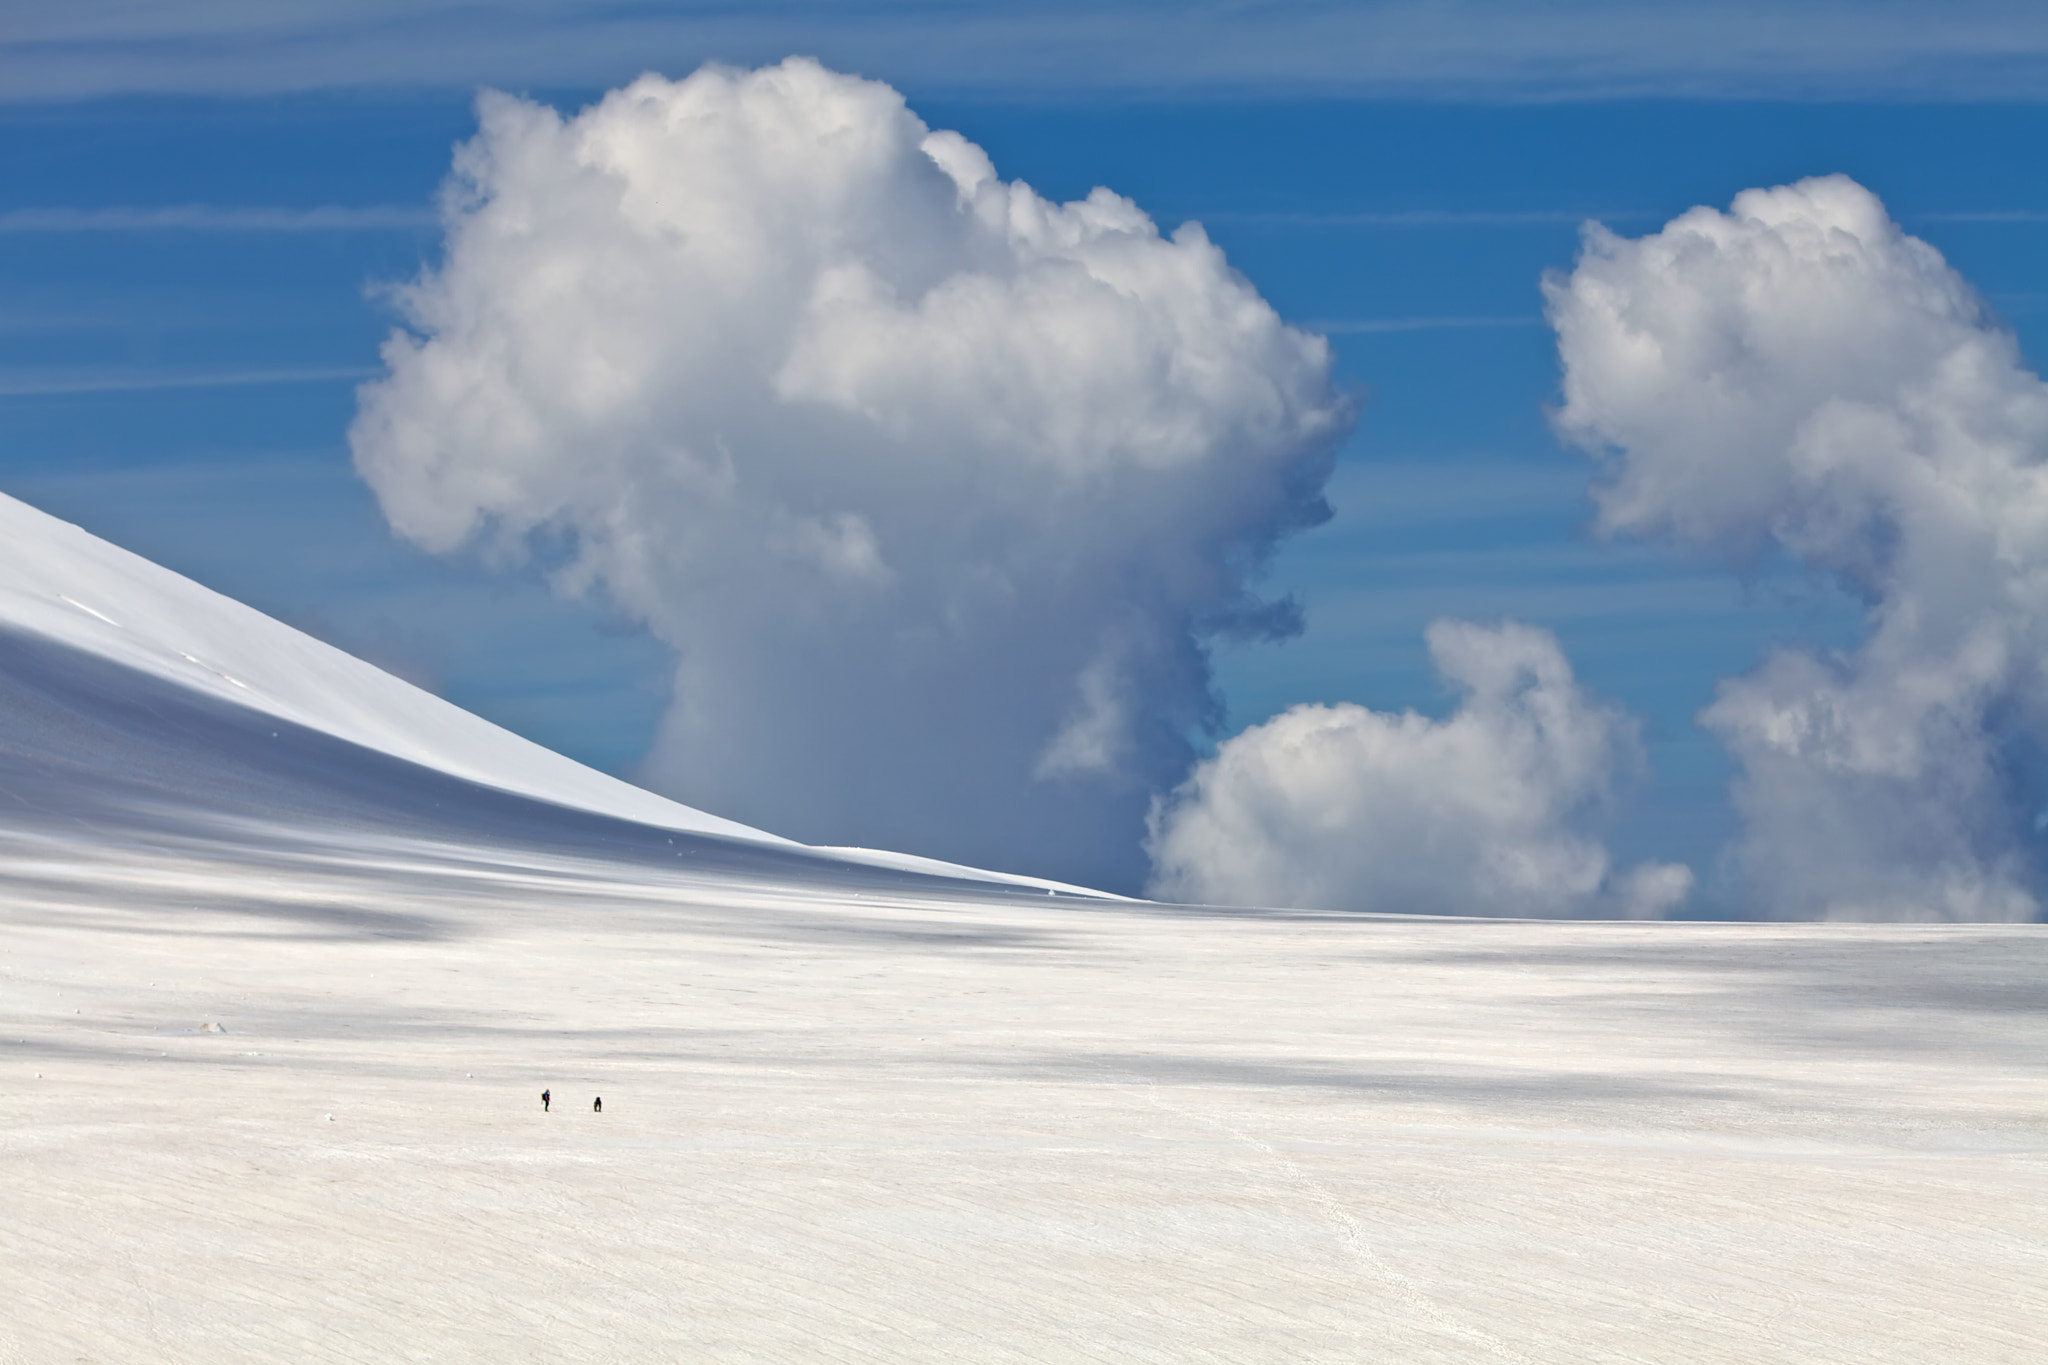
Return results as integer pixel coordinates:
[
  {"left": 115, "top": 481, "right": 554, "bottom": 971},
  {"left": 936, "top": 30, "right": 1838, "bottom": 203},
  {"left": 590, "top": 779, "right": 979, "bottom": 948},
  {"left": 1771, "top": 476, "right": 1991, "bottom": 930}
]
[
  {"left": 1148, "top": 619, "right": 1692, "bottom": 917},
  {"left": 1548, "top": 175, "right": 2048, "bottom": 921},
  {"left": 350, "top": 59, "right": 1351, "bottom": 889}
]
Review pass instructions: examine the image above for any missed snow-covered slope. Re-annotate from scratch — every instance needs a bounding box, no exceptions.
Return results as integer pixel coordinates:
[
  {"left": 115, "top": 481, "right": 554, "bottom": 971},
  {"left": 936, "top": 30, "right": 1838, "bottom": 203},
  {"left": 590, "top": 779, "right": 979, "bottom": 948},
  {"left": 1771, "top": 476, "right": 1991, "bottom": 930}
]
[
  {"left": 0, "top": 489, "right": 1101, "bottom": 896},
  {"left": 0, "top": 489, "right": 780, "bottom": 841}
]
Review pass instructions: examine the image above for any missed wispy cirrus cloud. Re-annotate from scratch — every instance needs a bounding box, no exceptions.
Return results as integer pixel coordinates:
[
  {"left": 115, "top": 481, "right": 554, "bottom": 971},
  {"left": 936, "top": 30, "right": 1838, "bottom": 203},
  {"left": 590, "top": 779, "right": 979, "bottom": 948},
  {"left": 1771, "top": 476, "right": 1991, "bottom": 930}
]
[
  {"left": 1310, "top": 315, "right": 1544, "bottom": 335},
  {"left": 1200, "top": 209, "right": 1647, "bottom": 228},
  {"left": 1913, "top": 210, "right": 2048, "bottom": 223},
  {"left": 1205, "top": 207, "right": 2048, "bottom": 234},
  {"left": 8, "top": 1, "right": 2048, "bottom": 103},
  {"left": 0, "top": 205, "right": 433, "bottom": 233},
  {"left": 0, "top": 366, "right": 375, "bottom": 397}
]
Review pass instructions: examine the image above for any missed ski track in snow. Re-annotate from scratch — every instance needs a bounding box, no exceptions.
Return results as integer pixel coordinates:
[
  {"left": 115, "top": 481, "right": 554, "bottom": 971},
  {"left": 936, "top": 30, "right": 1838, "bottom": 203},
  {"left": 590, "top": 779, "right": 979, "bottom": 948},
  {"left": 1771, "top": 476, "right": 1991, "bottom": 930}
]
[{"left": 1120, "top": 1071, "right": 1541, "bottom": 1363}]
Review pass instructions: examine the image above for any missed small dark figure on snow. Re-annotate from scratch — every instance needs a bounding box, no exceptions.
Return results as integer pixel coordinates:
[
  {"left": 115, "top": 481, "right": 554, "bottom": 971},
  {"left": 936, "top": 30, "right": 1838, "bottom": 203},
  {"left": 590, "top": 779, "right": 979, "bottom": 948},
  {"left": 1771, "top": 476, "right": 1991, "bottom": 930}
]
[
  {"left": 593, "top": 1096, "right": 602, "bottom": 1113},
  {"left": 541, "top": 1089, "right": 551, "bottom": 1112}
]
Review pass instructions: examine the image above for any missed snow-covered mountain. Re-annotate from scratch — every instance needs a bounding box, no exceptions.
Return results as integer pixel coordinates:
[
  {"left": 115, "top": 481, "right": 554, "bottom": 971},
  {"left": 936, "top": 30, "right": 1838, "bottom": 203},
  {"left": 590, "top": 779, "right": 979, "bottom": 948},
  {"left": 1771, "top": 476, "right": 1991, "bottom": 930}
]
[{"left": 0, "top": 488, "right": 1097, "bottom": 898}]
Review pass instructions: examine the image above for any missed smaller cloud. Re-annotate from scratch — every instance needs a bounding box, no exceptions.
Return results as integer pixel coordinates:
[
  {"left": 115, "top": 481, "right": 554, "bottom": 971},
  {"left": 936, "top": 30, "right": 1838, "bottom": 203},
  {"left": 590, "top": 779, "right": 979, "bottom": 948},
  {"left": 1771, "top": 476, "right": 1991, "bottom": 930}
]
[{"left": 1146, "top": 619, "right": 1690, "bottom": 917}]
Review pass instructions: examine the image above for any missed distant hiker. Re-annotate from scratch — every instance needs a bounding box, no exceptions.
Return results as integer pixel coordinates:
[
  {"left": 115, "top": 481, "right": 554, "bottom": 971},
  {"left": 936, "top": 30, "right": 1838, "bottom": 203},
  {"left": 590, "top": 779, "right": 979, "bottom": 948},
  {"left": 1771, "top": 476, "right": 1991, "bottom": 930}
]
[
  {"left": 541, "top": 1089, "right": 551, "bottom": 1112},
  {"left": 593, "top": 1096, "right": 602, "bottom": 1113}
]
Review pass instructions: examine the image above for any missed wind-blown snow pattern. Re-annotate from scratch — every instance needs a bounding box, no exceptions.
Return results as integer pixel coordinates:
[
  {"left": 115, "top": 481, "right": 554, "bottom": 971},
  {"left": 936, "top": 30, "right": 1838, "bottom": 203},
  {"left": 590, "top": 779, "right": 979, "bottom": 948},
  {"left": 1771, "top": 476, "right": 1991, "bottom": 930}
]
[{"left": 0, "top": 486, "right": 2042, "bottom": 1363}]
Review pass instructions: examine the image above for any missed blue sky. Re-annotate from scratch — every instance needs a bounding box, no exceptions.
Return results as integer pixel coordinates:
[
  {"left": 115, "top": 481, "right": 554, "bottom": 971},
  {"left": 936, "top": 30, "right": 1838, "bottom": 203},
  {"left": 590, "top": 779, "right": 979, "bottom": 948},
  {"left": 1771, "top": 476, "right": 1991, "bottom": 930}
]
[{"left": 6, "top": 3, "right": 2048, "bottom": 906}]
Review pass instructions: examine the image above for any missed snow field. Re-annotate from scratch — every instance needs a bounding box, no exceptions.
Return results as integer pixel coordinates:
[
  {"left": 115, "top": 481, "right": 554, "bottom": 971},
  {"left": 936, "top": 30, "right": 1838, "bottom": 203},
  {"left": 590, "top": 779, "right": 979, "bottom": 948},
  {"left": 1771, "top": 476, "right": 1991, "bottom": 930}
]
[
  {"left": 2, "top": 828, "right": 2042, "bottom": 1363},
  {"left": 0, "top": 486, "right": 2041, "bottom": 1362}
]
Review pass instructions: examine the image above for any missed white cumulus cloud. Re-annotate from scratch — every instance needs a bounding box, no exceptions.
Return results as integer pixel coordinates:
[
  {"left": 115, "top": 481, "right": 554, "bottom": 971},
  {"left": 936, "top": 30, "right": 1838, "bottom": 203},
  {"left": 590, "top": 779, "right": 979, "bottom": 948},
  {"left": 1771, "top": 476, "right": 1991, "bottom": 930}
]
[
  {"left": 1147, "top": 619, "right": 1692, "bottom": 917},
  {"left": 1548, "top": 174, "right": 2048, "bottom": 921},
  {"left": 349, "top": 58, "right": 1351, "bottom": 890}
]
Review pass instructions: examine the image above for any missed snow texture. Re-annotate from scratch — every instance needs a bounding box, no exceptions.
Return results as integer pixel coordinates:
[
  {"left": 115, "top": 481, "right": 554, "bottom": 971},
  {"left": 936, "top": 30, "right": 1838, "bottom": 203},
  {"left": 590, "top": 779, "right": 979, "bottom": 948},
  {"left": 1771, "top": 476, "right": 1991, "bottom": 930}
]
[{"left": 0, "top": 488, "right": 2042, "bottom": 1362}]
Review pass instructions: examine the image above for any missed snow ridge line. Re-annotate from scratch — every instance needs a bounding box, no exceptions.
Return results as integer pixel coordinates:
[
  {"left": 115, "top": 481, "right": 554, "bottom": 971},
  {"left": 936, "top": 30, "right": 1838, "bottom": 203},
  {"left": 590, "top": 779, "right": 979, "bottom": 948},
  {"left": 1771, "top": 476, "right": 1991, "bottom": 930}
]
[{"left": 1114, "top": 1070, "right": 1543, "bottom": 1364}]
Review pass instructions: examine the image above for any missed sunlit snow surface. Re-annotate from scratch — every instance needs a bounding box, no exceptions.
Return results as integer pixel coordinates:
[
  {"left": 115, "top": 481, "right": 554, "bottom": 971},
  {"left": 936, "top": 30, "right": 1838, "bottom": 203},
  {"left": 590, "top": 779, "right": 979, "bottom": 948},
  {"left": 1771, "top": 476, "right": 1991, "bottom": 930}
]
[{"left": 0, "top": 491, "right": 2043, "bottom": 1362}]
